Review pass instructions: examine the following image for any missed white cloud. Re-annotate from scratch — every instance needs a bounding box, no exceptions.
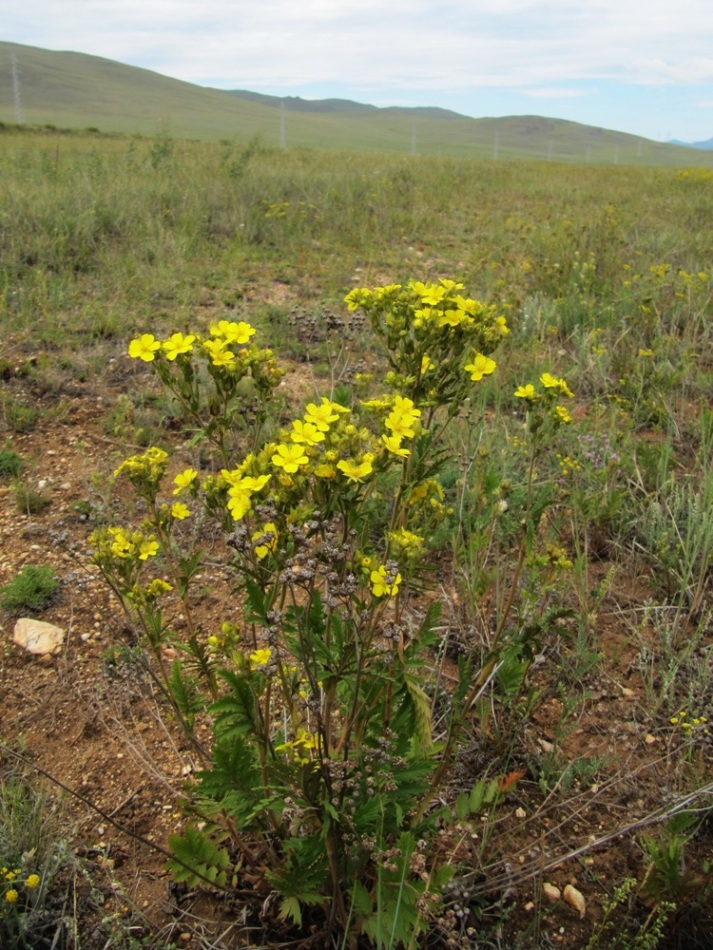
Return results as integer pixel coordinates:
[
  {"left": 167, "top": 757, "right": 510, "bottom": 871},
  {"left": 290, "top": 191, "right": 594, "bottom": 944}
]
[
  {"left": 4, "top": 0, "right": 713, "bottom": 139},
  {"left": 7, "top": 0, "right": 713, "bottom": 92},
  {"left": 521, "top": 88, "right": 592, "bottom": 99}
]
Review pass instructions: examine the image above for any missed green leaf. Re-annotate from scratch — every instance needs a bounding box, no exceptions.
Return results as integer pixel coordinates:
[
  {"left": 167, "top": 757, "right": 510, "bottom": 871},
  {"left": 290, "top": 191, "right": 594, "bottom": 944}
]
[
  {"left": 469, "top": 779, "right": 485, "bottom": 814},
  {"left": 167, "top": 825, "right": 229, "bottom": 888},
  {"left": 213, "top": 670, "right": 258, "bottom": 736},
  {"left": 349, "top": 880, "right": 373, "bottom": 918},
  {"left": 177, "top": 548, "right": 204, "bottom": 595},
  {"left": 168, "top": 660, "right": 204, "bottom": 728},
  {"left": 404, "top": 675, "right": 433, "bottom": 751},
  {"left": 278, "top": 895, "right": 303, "bottom": 926},
  {"left": 455, "top": 791, "right": 470, "bottom": 821},
  {"left": 244, "top": 579, "right": 269, "bottom": 623}
]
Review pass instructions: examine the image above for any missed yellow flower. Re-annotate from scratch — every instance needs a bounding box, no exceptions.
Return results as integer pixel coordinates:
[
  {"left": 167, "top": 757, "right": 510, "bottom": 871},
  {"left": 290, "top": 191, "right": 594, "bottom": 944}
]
[
  {"left": 25, "top": 875, "right": 40, "bottom": 890},
  {"left": 638, "top": 348, "right": 654, "bottom": 357},
  {"left": 539, "top": 373, "right": 574, "bottom": 397},
  {"left": 438, "top": 278, "right": 464, "bottom": 292},
  {"left": 314, "top": 463, "right": 336, "bottom": 479},
  {"left": 4, "top": 888, "right": 19, "bottom": 903},
  {"left": 554, "top": 405, "right": 572, "bottom": 424},
  {"left": 370, "top": 565, "right": 402, "bottom": 598},
  {"left": 249, "top": 647, "right": 272, "bottom": 669},
  {"left": 128, "top": 334, "right": 161, "bottom": 362},
  {"left": 138, "top": 539, "right": 159, "bottom": 560},
  {"left": 439, "top": 308, "right": 467, "bottom": 328},
  {"left": 381, "top": 434, "right": 410, "bottom": 457},
  {"left": 337, "top": 455, "right": 374, "bottom": 482},
  {"left": 109, "top": 530, "right": 133, "bottom": 558},
  {"left": 419, "top": 283, "right": 446, "bottom": 306},
  {"left": 304, "top": 397, "right": 347, "bottom": 432},
  {"left": 239, "top": 474, "right": 272, "bottom": 494},
  {"left": 388, "top": 528, "right": 424, "bottom": 558},
  {"left": 344, "top": 288, "right": 365, "bottom": 311},
  {"left": 465, "top": 354, "right": 496, "bottom": 381},
  {"left": 173, "top": 468, "right": 198, "bottom": 495},
  {"left": 540, "top": 372, "right": 560, "bottom": 389},
  {"left": 272, "top": 443, "right": 309, "bottom": 474},
  {"left": 145, "top": 579, "right": 172, "bottom": 596},
  {"left": 209, "top": 320, "right": 256, "bottom": 345},
  {"left": 290, "top": 420, "right": 326, "bottom": 446},
  {"left": 514, "top": 384, "right": 537, "bottom": 400},
  {"left": 392, "top": 395, "right": 418, "bottom": 416},
  {"left": 203, "top": 339, "right": 236, "bottom": 366},
  {"left": 420, "top": 354, "right": 434, "bottom": 374},
  {"left": 413, "top": 307, "right": 437, "bottom": 328},
  {"left": 385, "top": 412, "right": 417, "bottom": 440},
  {"left": 162, "top": 332, "right": 196, "bottom": 360},
  {"left": 170, "top": 502, "right": 190, "bottom": 520},
  {"left": 252, "top": 523, "right": 278, "bottom": 559},
  {"left": 495, "top": 316, "right": 510, "bottom": 336},
  {"left": 227, "top": 489, "right": 252, "bottom": 520}
]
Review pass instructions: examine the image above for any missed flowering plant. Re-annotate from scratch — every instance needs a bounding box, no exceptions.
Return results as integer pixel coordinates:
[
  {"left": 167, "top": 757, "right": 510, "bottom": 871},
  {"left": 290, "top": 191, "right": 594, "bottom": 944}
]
[{"left": 92, "top": 280, "right": 574, "bottom": 943}]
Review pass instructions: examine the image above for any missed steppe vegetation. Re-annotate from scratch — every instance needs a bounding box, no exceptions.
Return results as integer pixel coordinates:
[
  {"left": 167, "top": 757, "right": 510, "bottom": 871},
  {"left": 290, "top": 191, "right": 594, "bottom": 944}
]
[{"left": 1, "top": 126, "right": 713, "bottom": 948}]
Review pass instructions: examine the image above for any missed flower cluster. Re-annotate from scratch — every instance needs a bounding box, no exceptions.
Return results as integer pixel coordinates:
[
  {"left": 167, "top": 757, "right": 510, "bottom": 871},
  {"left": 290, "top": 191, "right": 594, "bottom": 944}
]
[
  {"left": 128, "top": 322, "right": 285, "bottom": 461},
  {"left": 104, "top": 527, "right": 159, "bottom": 561},
  {"left": 345, "top": 279, "right": 507, "bottom": 407},
  {"left": 114, "top": 447, "right": 169, "bottom": 494},
  {"left": 128, "top": 321, "right": 256, "bottom": 366},
  {"left": 669, "top": 710, "right": 709, "bottom": 736},
  {"left": 513, "top": 372, "right": 575, "bottom": 429},
  {"left": 1, "top": 866, "right": 40, "bottom": 910},
  {"left": 89, "top": 525, "right": 168, "bottom": 605},
  {"left": 275, "top": 728, "right": 319, "bottom": 765},
  {"left": 382, "top": 395, "right": 421, "bottom": 457}
]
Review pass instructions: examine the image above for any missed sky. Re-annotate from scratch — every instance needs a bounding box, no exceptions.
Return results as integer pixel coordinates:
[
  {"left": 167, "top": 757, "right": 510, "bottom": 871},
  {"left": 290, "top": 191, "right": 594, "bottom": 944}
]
[{"left": 5, "top": 0, "right": 713, "bottom": 143}]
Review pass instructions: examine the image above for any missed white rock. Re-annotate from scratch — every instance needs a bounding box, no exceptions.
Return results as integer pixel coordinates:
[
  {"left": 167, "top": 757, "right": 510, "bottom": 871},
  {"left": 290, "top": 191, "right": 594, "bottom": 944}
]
[
  {"left": 543, "top": 883, "right": 561, "bottom": 902},
  {"left": 13, "top": 618, "right": 65, "bottom": 655}
]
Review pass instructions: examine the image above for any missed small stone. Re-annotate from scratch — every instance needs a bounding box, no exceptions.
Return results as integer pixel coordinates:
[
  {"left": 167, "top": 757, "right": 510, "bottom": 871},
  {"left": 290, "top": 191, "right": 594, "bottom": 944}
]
[
  {"left": 563, "top": 884, "right": 586, "bottom": 918},
  {"left": 645, "top": 734, "right": 657, "bottom": 744},
  {"left": 539, "top": 738, "right": 554, "bottom": 753},
  {"left": 621, "top": 687, "right": 635, "bottom": 698},
  {"left": 515, "top": 806, "right": 527, "bottom": 819},
  {"left": 543, "top": 883, "right": 561, "bottom": 902},
  {"left": 13, "top": 618, "right": 65, "bottom": 655}
]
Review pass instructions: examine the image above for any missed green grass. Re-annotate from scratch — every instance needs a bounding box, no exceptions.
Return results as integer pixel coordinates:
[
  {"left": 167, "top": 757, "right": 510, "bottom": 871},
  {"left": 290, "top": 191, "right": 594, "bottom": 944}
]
[
  {"left": 2, "top": 124, "right": 713, "bottom": 947},
  {"left": 0, "top": 565, "right": 58, "bottom": 612}
]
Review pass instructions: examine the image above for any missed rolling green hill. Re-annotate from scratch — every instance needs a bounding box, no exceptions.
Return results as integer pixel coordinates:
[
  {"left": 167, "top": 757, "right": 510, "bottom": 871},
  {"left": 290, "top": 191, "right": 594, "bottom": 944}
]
[{"left": 2, "top": 40, "right": 711, "bottom": 167}]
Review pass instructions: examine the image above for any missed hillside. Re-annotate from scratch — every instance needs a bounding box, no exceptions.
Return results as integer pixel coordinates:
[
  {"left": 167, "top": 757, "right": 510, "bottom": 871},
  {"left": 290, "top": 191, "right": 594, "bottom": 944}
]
[{"left": 2, "top": 40, "right": 712, "bottom": 166}]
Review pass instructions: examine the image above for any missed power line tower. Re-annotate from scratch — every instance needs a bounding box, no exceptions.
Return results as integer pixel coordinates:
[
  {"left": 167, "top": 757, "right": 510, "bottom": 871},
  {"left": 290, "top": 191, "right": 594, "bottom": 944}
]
[
  {"left": 279, "top": 101, "right": 286, "bottom": 147},
  {"left": 11, "top": 53, "right": 25, "bottom": 125}
]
